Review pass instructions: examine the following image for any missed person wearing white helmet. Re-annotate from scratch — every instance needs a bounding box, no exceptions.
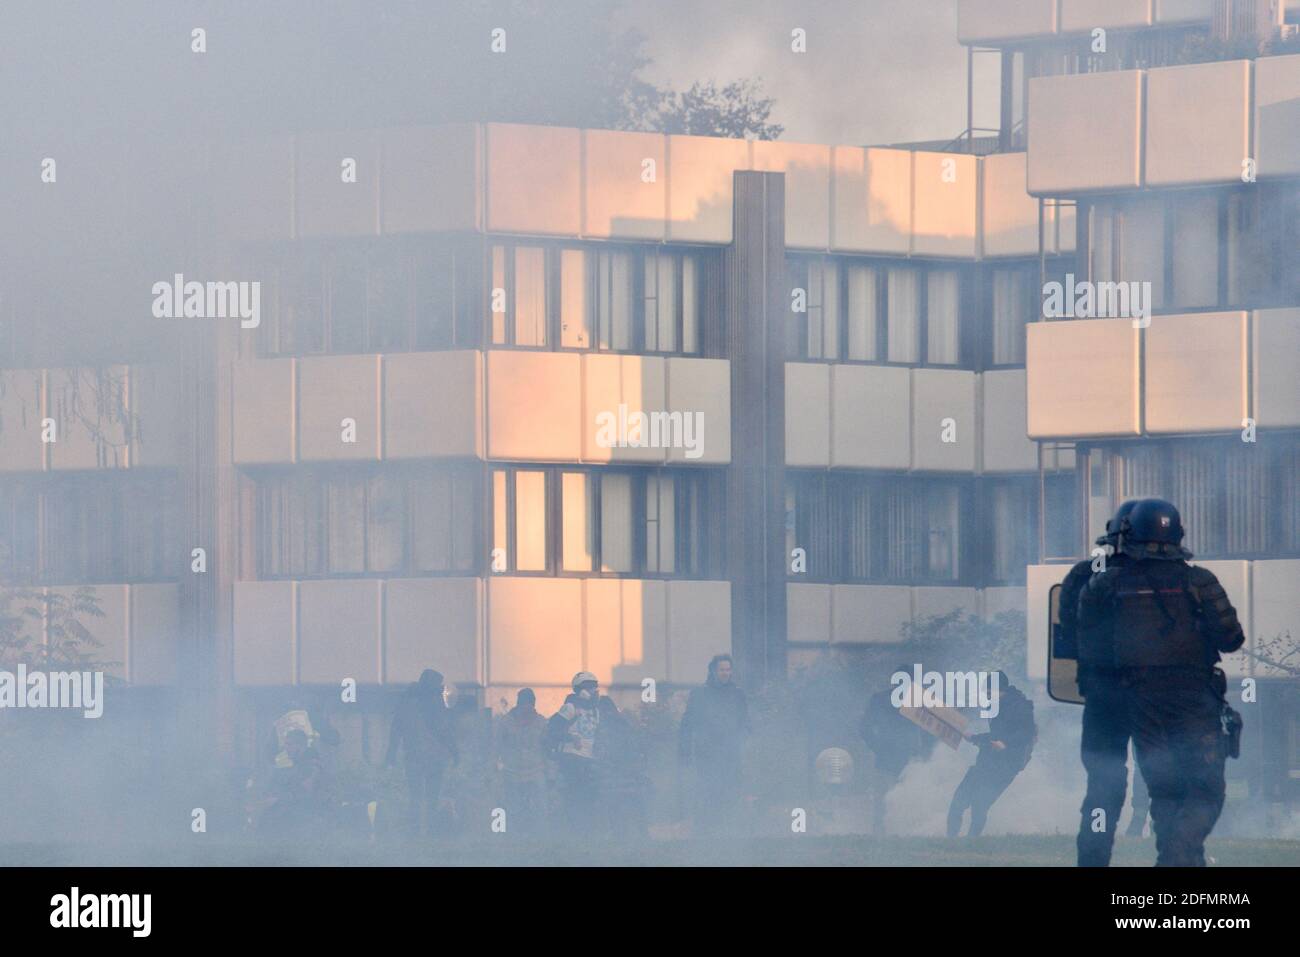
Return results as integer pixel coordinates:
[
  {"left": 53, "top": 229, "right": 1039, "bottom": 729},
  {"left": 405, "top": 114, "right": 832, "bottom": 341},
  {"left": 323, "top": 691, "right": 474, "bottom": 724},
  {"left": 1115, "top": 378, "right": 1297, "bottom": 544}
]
[{"left": 546, "top": 672, "right": 603, "bottom": 834}]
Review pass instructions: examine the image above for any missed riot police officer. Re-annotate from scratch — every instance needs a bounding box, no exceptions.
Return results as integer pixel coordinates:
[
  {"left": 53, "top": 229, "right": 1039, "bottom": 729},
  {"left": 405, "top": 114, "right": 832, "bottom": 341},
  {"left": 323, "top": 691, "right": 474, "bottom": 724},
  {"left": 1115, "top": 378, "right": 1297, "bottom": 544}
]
[
  {"left": 1065, "top": 500, "right": 1141, "bottom": 866},
  {"left": 1077, "top": 498, "right": 1244, "bottom": 867},
  {"left": 1057, "top": 500, "right": 1138, "bottom": 661}
]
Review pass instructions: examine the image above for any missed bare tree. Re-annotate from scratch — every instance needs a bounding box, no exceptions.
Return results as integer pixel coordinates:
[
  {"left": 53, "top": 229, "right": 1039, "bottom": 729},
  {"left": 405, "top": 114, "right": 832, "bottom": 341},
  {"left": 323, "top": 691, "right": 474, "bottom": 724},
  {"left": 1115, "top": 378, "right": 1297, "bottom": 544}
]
[{"left": 1241, "top": 632, "right": 1300, "bottom": 678}]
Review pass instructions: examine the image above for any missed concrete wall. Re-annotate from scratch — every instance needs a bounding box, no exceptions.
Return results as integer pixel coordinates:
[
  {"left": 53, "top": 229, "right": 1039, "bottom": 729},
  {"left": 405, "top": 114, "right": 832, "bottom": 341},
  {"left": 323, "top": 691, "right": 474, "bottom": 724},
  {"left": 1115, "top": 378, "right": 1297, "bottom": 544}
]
[
  {"left": 786, "top": 363, "right": 1037, "bottom": 473},
  {"left": 0, "top": 365, "right": 180, "bottom": 473},
  {"left": 1029, "top": 311, "right": 1285, "bottom": 439},
  {"left": 788, "top": 582, "right": 1022, "bottom": 646},
  {"left": 219, "top": 124, "right": 1073, "bottom": 259},
  {"left": 1030, "top": 57, "right": 1300, "bottom": 193}
]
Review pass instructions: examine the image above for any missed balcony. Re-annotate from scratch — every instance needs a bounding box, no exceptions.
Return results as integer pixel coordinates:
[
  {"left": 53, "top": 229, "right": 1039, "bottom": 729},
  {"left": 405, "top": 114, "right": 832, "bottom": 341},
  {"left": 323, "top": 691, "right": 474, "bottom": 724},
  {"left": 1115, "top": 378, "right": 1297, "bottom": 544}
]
[
  {"left": 1028, "top": 71, "right": 1144, "bottom": 195},
  {"left": 958, "top": 0, "right": 1213, "bottom": 45},
  {"left": 1028, "top": 54, "right": 1300, "bottom": 194},
  {"left": 231, "top": 350, "right": 731, "bottom": 467},
  {"left": 231, "top": 351, "right": 483, "bottom": 465},
  {"left": 486, "top": 351, "right": 731, "bottom": 465},
  {"left": 1027, "top": 310, "right": 1297, "bottom": 438},
  {"left": 231, "top": 575, "right": 729, "bottom": 688},
  {"left": 220, "top": 123, "right": 1066, "bottom": 261},
  {"left": 785, "top": 363, "right": 1038, "bottom": 472}
]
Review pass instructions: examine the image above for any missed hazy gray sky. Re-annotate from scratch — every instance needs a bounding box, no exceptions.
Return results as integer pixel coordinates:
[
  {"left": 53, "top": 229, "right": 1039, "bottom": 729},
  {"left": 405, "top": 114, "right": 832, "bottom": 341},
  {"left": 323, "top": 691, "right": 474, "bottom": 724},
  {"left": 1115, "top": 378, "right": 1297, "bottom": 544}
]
[
  {"left": 626, "top": 0, "right": 1000, "bottom": 145},
  {"left": 3, "top": 0, "right": 994, "bottom": 148}
]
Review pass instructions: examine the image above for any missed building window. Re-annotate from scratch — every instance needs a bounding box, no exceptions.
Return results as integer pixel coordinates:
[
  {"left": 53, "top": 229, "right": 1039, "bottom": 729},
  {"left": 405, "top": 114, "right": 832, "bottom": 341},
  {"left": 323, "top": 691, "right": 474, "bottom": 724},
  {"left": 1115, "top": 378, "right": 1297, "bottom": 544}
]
[
  {"left": 845, "top": 263, "right": 880, "bottom": 361},
  {"left": 491, "top": 242, "right": 713, "bottom": 355},
  {"left": 1085, "top": 185, "right": 1300, "bottom": 315},
  {"left": 1171, "top": 193, "right": 1220, "bottom": 309},
  {"left": 492, "top": 465, "right": 724, "bottom": 578},
  {"left": 1042, "top": 469, "right": 1080, "bottom": 562},
  {"left": 925, "top": 268, "right": 961, "bottom": 365},
  {"left": 1083, "top": 437, "right": 1300, "bottom": 561},
  {"left": 592, "top": 249, "right": 634, "bottom": 351},
  {"left": 253, "top": 465, "right": 481, "bottom": 578},
  {"left": 0, "top": 474, "right": 179, "bottom": 585},
  {"left": 269, "top": 238, "right": 482, "bottom": 356},
  {"left": 489, "top": 467, "right": 549, "bottom": 572},
  {"left": 886, "top": 267, "right": 920, "bottom": 363},
  {"left": 1120, "top": 197, "right": 1166, "bottom": 310},
  {"left": 985, "top": 478, "right": 1038, "bottom": 584},
  {"left": 787, "top": 257, "right": 970, "bottom": 367},
  {"left": 990, "top": 265, "right": 1034, "bottom": 366},
  {"left": 785, "top": 473, "right": 975, "bottom": 585}
]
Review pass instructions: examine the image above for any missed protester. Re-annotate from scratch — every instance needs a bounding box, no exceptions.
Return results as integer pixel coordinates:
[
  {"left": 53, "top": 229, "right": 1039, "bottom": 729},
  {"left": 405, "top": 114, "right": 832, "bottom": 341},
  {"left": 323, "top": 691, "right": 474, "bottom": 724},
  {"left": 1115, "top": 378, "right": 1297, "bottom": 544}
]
[
  {"left": 256, "top": 729, "right": 323, "bottom": 836},
  {"left": 386, "top": 669, "right": 459, "bottom": 838},
  {"left": 547, "top": 672, "right": 603, "bottom": 834},
  {"left": 859, "top": 668, "right": 937, "bottom": 835},
  {"left": 595, "top": 696, "right": 650, "bottom": 840},
  {"left": 946, "top": 673, "right": 1036, "bottom": 838},
  {"left": 496, "top": 688, "right": 548, "bottom": 836},
  {"left": 679, "top": 654, "right": 749, "bottom": 836}
]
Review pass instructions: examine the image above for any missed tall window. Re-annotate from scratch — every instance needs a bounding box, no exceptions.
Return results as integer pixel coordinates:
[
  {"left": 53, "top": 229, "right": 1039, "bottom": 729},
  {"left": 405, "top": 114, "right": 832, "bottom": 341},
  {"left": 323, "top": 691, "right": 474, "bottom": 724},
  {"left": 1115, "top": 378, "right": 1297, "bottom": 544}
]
[
  {"left": 0, "top": 474, "right": 179, "bottom": 585},
  {"left": 787, "top": 257, "right": 967, "bottom": 367},
  {"left": 1087, "top": 437, "right": 1300, "bottom": 560},
  {"left": 990, "top": 265, "right": 1034, "bottom": 366},
  {"left": 491, "top": 242, "right": 712, "bottom": 355},
  {"left": 593, "top": 249, "right": 634, "bottom": 351},
  {"left": 886, "top": 267, "right": 920, "bottom": 363},
  {"left": 493, "top": 466, "right": 724, "bottom": 577},
  {"left": 1171, "top": 194, "right": 1219, "bottom": 309},
  {"left": 925, "top": 268, "right": 961, "bottom": 365},
  {"left": 253, "top": 466, "right": 480, "bottom": 578},
  {"left": 1085, "top": 187, "right": 1300, "bottom": 315},
  {"left": 270, "top": 238, "right": 482, "bottom": 356},
  {"left": 844, "top": 263, "right": 879, "bottom": 361},
  {"left": 986, "top": 478, "right": 1037, "bottom": 584},
  {"left": 1042, "top": 469, "right": 1080, "bottom": 562},
  {"left": 1120, "top": 198, "right": 1166, "bottom": 310},
  {"left": 784, "top": 474, "right": 972, "bottom": 584}
]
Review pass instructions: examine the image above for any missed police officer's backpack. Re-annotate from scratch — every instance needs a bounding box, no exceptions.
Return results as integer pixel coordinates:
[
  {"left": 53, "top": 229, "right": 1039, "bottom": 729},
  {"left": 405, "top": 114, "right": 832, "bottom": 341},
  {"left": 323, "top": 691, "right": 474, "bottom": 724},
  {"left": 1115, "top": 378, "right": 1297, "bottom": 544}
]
[{"left": 1100, "top": 563, "right": 1211, "bottom": 670}]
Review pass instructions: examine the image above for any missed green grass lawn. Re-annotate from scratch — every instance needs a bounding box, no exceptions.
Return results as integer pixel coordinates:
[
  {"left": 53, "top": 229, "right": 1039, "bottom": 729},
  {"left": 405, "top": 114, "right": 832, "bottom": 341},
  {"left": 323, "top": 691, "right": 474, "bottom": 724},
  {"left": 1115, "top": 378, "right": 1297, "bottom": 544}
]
[{"left": 4, "top": 834, "right": 1299, "bottom": 867}]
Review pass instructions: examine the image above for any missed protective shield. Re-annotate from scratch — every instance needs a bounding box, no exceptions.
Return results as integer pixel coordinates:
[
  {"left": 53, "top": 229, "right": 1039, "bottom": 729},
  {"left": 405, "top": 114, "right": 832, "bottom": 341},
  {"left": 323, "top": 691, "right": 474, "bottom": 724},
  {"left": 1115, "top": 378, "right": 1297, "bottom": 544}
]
[{"left": 1047, "top": 583, "right": 1084, "bottom": 705}]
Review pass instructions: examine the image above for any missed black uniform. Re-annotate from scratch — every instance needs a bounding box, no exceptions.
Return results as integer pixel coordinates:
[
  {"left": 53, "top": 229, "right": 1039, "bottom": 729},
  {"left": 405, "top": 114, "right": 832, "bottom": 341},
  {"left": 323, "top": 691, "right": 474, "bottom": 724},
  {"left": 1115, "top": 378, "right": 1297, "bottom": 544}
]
[
  {"left": 1055, "top": 557, "right": 1098, "bottom": 662},
  {"left": 859, "top": 687, "right": 936, "bottom": 835},
  {"left": 1062, "top": 550, "right": 1140, "bottom": 866},
  {"left": 946, "top": 681, "right": 1036, "bottom": 837},
  {"left": 679, "top": 676, "right": 749, "bottom": 835},
  {"left": 1077, "top": 557, "right": 1244, "bottom": 867}
]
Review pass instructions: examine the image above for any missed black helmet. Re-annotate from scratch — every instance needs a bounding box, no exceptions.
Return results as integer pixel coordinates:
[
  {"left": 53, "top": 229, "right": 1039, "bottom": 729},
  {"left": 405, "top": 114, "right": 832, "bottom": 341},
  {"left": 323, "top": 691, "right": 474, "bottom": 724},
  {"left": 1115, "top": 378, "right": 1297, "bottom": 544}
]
[
  {"left": 1120, "top": 498, "right": 1190, "bottom": 560},
  {"left": 1096, "top": 499, "right": 1140, "bottom": 547}
]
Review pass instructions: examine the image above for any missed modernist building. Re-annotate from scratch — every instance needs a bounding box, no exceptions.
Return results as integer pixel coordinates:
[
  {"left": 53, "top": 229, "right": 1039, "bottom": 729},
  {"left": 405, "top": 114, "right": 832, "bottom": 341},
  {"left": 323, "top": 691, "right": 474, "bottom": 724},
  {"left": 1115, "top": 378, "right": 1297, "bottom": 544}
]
[{"left": 1, "top": 0, "right": 1297, "bottom": 790}]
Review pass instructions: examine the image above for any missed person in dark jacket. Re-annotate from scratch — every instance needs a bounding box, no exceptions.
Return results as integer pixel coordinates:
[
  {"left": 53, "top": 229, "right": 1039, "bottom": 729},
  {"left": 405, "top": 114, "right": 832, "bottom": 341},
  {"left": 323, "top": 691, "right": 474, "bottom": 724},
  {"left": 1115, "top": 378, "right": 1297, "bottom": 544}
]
[
  {"left": 1056, "top": 500, "right": 1138, "bottom": 661},
  {"left": 496, "top": 688, "right": 548, "bottom": 836},
  {"left": 595, "top": 696, "right": 650, "bottom": 840},
  {"left": 947, "top": 673, "right": 1036, "bottom": 837},
  {"left": 386, "top": 669, "right": 459, "bottom": 837},
  {"left": 1077, "top": 498, "right": 1245, "bottom": 867},
  {"left": 679, "top": 654, "right": 749, "bottom": 836},
  {"left": 859, "top": 669, "right": 937, "bottom": 835},
  {"left": 1064, "top": 501, "right": 1154, "bottom": 865}
]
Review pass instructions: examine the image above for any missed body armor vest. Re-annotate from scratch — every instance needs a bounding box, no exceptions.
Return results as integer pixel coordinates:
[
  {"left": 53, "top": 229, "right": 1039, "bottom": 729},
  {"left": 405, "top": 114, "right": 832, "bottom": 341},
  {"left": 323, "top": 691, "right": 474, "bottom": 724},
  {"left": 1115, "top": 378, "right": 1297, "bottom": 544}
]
[{"left": 1084, "top": 561, "right": 1210, "bottom": 669}]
